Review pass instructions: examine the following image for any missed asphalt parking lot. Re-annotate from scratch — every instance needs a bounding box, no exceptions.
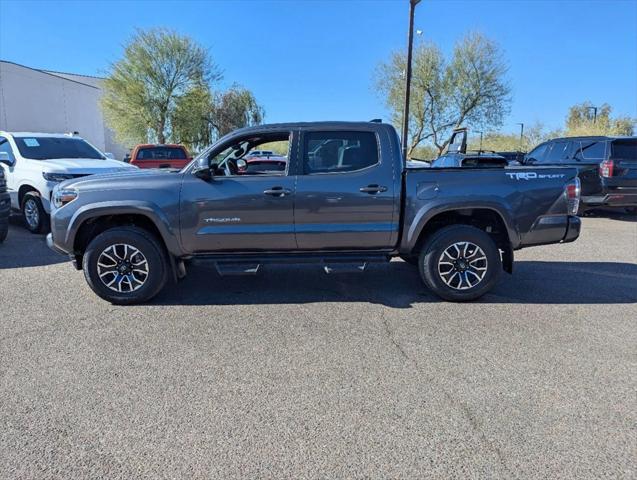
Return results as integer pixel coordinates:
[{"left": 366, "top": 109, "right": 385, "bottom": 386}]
[{"left": 1, "top": 213, "right": 635, "bottom": 479}]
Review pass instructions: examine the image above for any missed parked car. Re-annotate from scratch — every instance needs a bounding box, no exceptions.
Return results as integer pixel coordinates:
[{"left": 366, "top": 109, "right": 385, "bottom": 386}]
[
  {"left": 496, "top": 151, "right": 525, "bottom": 164},
  {"left": 430, "top": 151, "right": 509, "bottom": 168},
  {"left": 524, "top": 136, "right": 637, "bottom": 213},
  {"left": 0, "top": 165, "right": 9, "bottom": 243},
  {"left": 47, "top": 121, "right": 581, "bottom": 305},
  {"left": 128, "top": 144, "right": 192, "bottom": 170},
  {"left": 0, "top": 132, "right": 137, "bottom": 233},
  {"left": 238, "top": 150, "right": 288, "bottom": 175}
]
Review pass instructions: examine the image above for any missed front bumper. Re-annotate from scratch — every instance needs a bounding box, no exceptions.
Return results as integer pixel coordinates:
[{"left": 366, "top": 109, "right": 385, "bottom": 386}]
[{"left": 46, "top": 232, "right": 68, "bottom": 256}]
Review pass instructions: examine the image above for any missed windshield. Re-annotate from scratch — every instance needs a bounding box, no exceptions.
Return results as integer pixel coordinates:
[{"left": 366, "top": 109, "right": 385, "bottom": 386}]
[{"left": 14, "top": 137, "right": 105, "bottom": 160}]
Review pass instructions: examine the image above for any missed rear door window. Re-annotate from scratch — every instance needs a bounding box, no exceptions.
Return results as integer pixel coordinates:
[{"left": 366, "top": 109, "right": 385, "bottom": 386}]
[
  {"left": 573, "top": 141, "right": 607, "bottom": 161},
  {"left": 303, "top": 131, "right": 379, "bottom": 174}
]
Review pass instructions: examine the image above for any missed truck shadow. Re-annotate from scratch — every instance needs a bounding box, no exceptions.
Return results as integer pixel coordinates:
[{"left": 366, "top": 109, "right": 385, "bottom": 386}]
[
  {"left": 0, "top": 220, "right": 68, "bottom": 268},
  {"left": 152, "top": 260, "right": 637, "bottom": 307},
  {"left": 582, "top": 209, "right": 636, "bottom": 222}
]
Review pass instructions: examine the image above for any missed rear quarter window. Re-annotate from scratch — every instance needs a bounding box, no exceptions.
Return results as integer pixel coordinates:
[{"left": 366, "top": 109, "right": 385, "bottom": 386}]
[{"left": 611, "top": 140, "right": 637, "bottom": 160}]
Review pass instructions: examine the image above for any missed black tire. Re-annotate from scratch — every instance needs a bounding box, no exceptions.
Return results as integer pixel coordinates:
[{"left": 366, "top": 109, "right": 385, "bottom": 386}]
[
  {"left": 399, "top": 254, "right": 418, "bottom": 266},
  {"left": 21, "top": 192, "right": 49, "bottom": 234},
  {"left": 82, "top": 226, "right": 168, "bottom": 305},
  {"left": 418, "top": 225, "right": 501, "bottom": 302},
  {"left": 0, "top": 220, "right": 7, "bottom": 243},
  {"left": 625, "top": 207, "right": 637, "bottom": 216}
]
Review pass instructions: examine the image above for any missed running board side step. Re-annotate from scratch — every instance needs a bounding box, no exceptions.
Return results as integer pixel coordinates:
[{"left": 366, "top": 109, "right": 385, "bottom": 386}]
[
  {"left": 215, "top": 262, "right": 261, "bottom": 276},
  {"left": 323, "top": 262, "right": 368, "bottom": 274},
  {"left": 192, "top": 252, "right": 391, "bottom": 277}
]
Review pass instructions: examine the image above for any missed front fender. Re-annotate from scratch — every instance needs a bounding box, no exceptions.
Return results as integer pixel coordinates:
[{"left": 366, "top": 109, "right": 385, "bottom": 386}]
[{"left": 65, "top": 200, "right": 184, "bottom": 257}]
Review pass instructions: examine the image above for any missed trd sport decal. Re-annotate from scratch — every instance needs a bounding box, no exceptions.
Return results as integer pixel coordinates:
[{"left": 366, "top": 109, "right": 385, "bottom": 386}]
[{"left": 506, "top": 172, "right": 566, "bottom": 180}]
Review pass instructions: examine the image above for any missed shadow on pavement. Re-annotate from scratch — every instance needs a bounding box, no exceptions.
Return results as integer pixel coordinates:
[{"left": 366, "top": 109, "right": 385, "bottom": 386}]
[
  {"left": 151, "top": 260, "right": 637, "bottom": 307},
  {"left": 582, "top": 209, "right": 636, "bottom": 222},
  {"left": 0, "top": 218, "right": 68, "bottom": 268}
]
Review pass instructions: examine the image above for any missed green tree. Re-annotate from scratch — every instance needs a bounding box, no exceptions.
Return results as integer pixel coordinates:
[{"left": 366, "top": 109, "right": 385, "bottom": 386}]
[
  {"left": 375, "top": 32, "right": 511, "bottom": 157},
  {"left": 467, "top": 123, "right": 555, "bottom": 153},
  {"left": 101, "top": 28, "right": 220, "bottom": 146},
  {"left": 565, "top": 101, "right": 634, "bottom": 136},
  {"left": 207, "top": 84, "right": 265, "bottom": 137}
]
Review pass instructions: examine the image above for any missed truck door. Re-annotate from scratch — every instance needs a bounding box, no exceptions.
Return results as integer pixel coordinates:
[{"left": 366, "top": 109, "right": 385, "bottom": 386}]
[
  {"left": 179, "top": 130, "right": 297, "bottom": 253},
  {"left": 294, "top": 129, "right": 398, "bottom": 250}
]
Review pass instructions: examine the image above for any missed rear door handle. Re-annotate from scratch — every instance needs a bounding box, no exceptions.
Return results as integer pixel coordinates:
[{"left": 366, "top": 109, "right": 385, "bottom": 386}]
[
  {"left": 359, "top": 184, "right": 388, "bottom": 194},
  {"left": 264, "top": 186, "right": 291, "bottom": 197}
]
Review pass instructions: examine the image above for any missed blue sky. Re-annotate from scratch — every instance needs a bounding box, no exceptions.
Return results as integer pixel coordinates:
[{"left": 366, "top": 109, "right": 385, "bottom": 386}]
[{"left": 1, "top": 0, "right": 635, "bottom": 134}]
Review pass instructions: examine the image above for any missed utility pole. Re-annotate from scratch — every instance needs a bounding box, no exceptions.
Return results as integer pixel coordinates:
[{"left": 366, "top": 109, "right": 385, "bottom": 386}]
[
  {"left": 401, "top": 0, "right": 421, "bottom": 162},
  {"left": 588, "top": 106, "right": 598, "bottom": 124},
  {"left": 516, "top": 122, "right": 524, "bottom": 151},
  {"left": 478, "top": 131, "right": 483, "bottom": 152}
]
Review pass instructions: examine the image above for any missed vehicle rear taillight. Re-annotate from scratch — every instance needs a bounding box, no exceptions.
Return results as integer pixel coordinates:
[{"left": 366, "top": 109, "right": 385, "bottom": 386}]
[
  {"left": 565, "top": 177, "right": 581, "bottom": 216},
  {"left": 599, "top": 159, "right": 614, "bottom": 178}
]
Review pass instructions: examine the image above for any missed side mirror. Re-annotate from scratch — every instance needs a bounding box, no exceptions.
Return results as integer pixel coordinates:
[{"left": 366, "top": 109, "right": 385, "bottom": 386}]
[
  {"left": 236, "top": 159, "right": 247, "bottom": 172},
  {"left": 0, "top": 151, "right": 14, "bottom": 167},
  {"left": 193, "top": 160, "right": 218, "bottom": 181},
  {"left": 104, "top": 152, "right": 116, "bottom": 160}
]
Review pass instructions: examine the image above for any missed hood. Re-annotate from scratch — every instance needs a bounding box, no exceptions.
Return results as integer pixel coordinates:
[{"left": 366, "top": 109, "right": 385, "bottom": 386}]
[
  {"left": 41, "top": 158, "right": 137, "bottom": 174},
  {"left": 59, "top": 167, "right": 180, "bottom": 192}
]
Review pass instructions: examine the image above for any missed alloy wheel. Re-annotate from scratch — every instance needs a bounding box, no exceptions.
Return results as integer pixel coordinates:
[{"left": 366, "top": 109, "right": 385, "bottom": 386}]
[
  {"left": 97, "top": 243, "right": 150, "bottom": 293},
  {"left": 437, "top": 241, "right": 488, "bottom": 290},
  {"left": 24, "top": 198, "right": 40, "bottom": 229}
]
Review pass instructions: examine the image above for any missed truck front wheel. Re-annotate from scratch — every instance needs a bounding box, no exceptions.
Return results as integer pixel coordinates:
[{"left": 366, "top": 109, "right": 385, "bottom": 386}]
[
  {"left": 82, "top": 226, "right": 168, "bottom": 305},
  {"left": 418, "top": 225, "right": 501, "bottom": 302}
]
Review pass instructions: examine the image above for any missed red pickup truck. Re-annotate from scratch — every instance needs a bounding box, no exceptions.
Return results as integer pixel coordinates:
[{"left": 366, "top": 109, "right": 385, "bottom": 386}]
[{"left": 127, "top": 144, "right": 192, "bottom": 169}]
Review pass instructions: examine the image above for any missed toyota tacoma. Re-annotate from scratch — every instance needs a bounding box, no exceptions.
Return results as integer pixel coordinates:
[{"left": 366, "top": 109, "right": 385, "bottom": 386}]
[{"left": 47, "top": 122, "right": 582, "bottom": 304}]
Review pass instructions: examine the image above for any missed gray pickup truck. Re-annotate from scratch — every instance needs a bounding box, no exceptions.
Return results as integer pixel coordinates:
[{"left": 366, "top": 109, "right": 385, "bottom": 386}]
[{"left": 47, "top": 121, "right": 581, "bottom": 304}]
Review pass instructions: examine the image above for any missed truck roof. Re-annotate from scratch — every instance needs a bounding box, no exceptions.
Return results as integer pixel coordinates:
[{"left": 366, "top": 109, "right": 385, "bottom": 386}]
[
  {"left": 0, "top": 131, "right": 85, "bottom": 139},
  {"left": 231, "top": 121, "right": 392, "bottom": 133}
]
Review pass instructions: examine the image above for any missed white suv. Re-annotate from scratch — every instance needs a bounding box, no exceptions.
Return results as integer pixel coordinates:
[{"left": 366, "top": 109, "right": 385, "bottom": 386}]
[{"left": 0, "top": 132, "right": 137, "bottom": 233}]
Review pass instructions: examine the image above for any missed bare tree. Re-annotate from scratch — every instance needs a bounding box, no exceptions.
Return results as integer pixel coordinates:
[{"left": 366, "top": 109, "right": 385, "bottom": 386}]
[{"left": 375, "top": 32, "right": 511, "bottom": 156}]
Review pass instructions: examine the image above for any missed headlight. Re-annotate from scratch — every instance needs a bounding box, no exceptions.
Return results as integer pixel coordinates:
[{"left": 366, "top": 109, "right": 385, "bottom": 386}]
[
  {"left": 43, "top": 172, "right": 76, "bottom": 182},
  {"left": 53, "top": 188, "right": 78, "bottom": 208}
]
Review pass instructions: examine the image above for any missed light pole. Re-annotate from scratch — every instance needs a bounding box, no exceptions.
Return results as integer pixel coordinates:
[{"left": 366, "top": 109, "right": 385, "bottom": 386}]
[
  {"left": 516, "top": 122, "right": 524, "bottom": 151},
  {"left": 401, "top": 0, "right": 421, "bottom": 161},
  {"left": 587, "top": 106, "right": 598, "bottom": 124},
  {"left": 477, "top": 131, "right": 483, "bottom": 152}
]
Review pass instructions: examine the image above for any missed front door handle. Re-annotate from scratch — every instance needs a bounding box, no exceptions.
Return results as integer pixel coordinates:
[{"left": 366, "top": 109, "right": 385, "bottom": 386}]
[
  {"left": 264, "top": 186, "right": 291, "bottom": 197},
  {"left": 360, "top": 184, "right": 388, "bottom": 194}
]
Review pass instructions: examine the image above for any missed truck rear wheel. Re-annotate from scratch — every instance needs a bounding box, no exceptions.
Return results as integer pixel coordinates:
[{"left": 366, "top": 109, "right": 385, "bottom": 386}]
[
  {"left": 82, "top": 226, "right": 168, "bottom": 305},
  {"left": 418, "top": 225, "right": 501, "bottom": 302}
]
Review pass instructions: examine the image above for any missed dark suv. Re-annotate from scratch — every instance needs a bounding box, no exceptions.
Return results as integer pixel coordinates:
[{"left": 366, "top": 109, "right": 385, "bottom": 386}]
[{"left": 524, "top": 136, "right": 637, "bottom": 213}]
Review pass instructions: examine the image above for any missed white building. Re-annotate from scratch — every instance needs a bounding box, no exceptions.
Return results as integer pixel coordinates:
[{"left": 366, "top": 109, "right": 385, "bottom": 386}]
[{"left": 0, "top": 60, "right": 128, "bottom": 160}]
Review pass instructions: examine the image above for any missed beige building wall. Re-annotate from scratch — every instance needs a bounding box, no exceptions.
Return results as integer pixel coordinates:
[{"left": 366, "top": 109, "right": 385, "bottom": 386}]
[{"left": 0, "top": 61, "right": 128, "bottom": 160}]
